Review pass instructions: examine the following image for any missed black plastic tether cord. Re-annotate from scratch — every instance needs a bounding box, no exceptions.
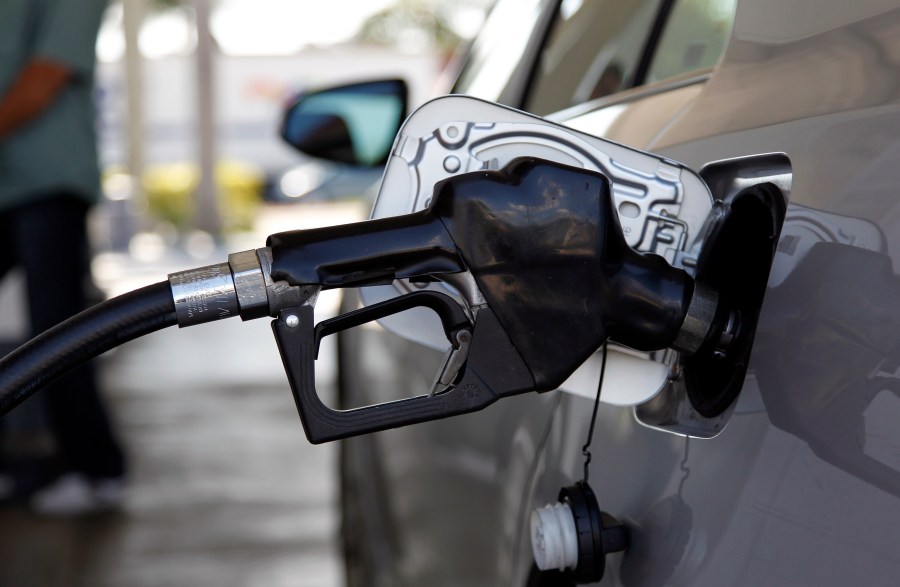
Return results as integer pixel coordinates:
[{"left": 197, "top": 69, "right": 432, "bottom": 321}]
[
  {"left": 582, "top": 342, "right": 609, "bottom": 483},
  {"left": 0, "top": 281, "right": 177, "bottom": 417}
]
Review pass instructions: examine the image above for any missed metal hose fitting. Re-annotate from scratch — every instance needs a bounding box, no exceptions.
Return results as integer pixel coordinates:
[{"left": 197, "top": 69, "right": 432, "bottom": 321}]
[
  {"left": 169, "top": 262, "right": 241, "bottom": 327},
  {"left": 169, "top": 248, "right": 273, "bottom": 327},
  {"left": 228, "top": 249, "right": 270, "bottom": 320},
  {"left": 168, "top": 247, "right": 317, "bottom": 328}
]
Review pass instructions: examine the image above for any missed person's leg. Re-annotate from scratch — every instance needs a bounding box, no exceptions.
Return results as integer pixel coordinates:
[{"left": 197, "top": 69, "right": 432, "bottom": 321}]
[
  {"left": 11, "top": 194, "right": 125, "bottom": 480},
  {"left": 0, "top": 207, "right": 11, "bottom": 496},
  {"left": 0, "top": 207, "right": 13, "bottom": 284}
]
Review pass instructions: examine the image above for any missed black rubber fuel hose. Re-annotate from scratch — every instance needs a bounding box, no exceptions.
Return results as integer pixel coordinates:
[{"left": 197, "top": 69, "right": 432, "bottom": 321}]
[{"left": 0, "top": 281, "right": 177, "bottom": 416}]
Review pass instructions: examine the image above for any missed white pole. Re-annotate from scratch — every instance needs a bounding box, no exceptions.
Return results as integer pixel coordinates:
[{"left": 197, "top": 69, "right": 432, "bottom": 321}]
[
  {"left": 194, "top": 0, "right": 221, "bottom": 236},
  {"left": 123, "top": 0, "right": 145, "bottom": 183}
]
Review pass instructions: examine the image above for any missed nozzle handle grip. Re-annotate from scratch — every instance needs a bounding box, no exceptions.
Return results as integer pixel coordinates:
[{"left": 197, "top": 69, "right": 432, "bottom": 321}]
[
  {"left": 267, "top": 211, "right": 465, "bottom": 288},
  {"left": 272, "top": 304, "right": 535, "bottom": 444}
]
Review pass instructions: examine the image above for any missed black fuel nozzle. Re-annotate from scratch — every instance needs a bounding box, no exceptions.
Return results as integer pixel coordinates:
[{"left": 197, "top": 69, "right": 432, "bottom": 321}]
[{"left": 265, "top": 158, "right": 725, "bottom": 443}]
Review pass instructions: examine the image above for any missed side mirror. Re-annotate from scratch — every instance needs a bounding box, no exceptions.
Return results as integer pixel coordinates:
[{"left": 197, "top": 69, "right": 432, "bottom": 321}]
[{"left": 280, "top": 79, "right": 408, "bottom": 167}]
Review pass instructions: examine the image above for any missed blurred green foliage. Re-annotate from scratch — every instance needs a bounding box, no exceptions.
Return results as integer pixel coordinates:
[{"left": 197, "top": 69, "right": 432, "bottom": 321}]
[
  {"left": 356, "top": 0, "right": 492, "bottom": 54},
  {"left": 140, "top": 161, "right": 264, "bottom": 232},
  {"left": 151, "top": 0, "right": 187, "bottom": 9},
  {"left": 356, "top": 0, "right": 460, "bottom": 53}
]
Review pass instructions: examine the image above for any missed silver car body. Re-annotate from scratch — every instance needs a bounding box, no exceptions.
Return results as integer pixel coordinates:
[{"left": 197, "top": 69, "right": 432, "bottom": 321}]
[{"left": 339, "top": 0, "right": 900, "bottom": 585}]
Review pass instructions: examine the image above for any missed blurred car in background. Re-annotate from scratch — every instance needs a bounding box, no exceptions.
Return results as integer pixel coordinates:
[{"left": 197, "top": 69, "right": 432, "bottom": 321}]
[
  {"left": 264, "top": 160, "right": 382, "bottom": 204},
  {"left": 282, "top": 0, "right": 900, "bottom": 585}
]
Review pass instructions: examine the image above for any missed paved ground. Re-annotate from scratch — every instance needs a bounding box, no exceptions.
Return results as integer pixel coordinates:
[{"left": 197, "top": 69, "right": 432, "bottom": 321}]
[{"left": 0, "top": 202, "right": 365, "bottom": 587}]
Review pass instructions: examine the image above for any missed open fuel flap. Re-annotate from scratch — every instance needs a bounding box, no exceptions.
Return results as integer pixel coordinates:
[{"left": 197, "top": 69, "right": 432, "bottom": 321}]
[{"left": 635, "top": 154, "right": 790, "bottom": 437}]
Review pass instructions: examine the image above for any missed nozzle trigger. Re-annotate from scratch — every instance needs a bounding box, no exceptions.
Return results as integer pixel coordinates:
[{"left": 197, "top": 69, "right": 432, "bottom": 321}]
[
  {"left": 312, "top": 290, "right": 471, "bottom": 358},
  {"left": 272, "top": 291, "right": 535, "bottom": 444}
]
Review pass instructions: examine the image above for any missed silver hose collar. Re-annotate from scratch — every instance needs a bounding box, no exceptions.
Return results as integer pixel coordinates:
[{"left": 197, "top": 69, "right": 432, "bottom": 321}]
[
  {"left": 228, "top": 249, "right": 270, "bottom": 320},
  {"left": 671, "top": 282, "right": 718, "bottom": 355},
  {"left": 168, "top": 263, "right": 240, "bottom": 327}
]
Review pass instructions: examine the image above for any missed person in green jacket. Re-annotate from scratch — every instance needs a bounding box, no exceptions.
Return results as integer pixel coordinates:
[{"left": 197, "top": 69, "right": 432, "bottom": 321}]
[{"left": 0, "top": 0, "right": 125, "bottom": 514}]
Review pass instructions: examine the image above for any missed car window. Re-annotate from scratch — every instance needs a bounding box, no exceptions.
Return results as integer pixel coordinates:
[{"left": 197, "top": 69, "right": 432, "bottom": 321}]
[
  {"left": 644, "top": 0, "right": 737, "bottom": 84},
  {"left": 452, "top": 0, "right": 547, "bottom": 104},
  {"left": 525, "top": 0, "right": 663, "bottom": 116}
]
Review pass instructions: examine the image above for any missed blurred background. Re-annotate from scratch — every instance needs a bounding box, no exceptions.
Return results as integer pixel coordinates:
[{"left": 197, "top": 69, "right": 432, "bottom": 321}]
[{"left": 0, "top": 1, "right": 492, "bottom": 585}]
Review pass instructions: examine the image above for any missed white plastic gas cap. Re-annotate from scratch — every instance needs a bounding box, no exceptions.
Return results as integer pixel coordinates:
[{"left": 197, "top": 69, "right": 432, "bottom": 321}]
[{"left": 531, "top": 502, "right": 579, "bottom": 572}]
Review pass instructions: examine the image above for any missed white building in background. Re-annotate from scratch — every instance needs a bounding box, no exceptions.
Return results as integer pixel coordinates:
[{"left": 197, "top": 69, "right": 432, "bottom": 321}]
[
  {"left": 94, "top": 2, "right": 445, "bottom": 175},
  {"left": 96, "top": 47, "right": 441, "bottom": 174}
]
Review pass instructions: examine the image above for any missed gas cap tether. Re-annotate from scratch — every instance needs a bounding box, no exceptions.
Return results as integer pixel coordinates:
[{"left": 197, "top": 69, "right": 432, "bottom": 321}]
[{"left": 531, "top": 482, "right": 628, "bottom": 583}]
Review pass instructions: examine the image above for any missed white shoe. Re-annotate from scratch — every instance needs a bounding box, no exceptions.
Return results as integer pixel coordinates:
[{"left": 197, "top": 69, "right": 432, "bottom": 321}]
[{"left": 30, "top": 473, "right": 125, "bottom": 516}]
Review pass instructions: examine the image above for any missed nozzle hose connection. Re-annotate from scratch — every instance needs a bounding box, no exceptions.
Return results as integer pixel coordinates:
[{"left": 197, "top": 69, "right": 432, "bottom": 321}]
[
  {"left": 167, "top": 248, "right": 282, "bottom": 327},
  {"left": 169, "top": 262, "right": 240, "bottom": 326}
]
